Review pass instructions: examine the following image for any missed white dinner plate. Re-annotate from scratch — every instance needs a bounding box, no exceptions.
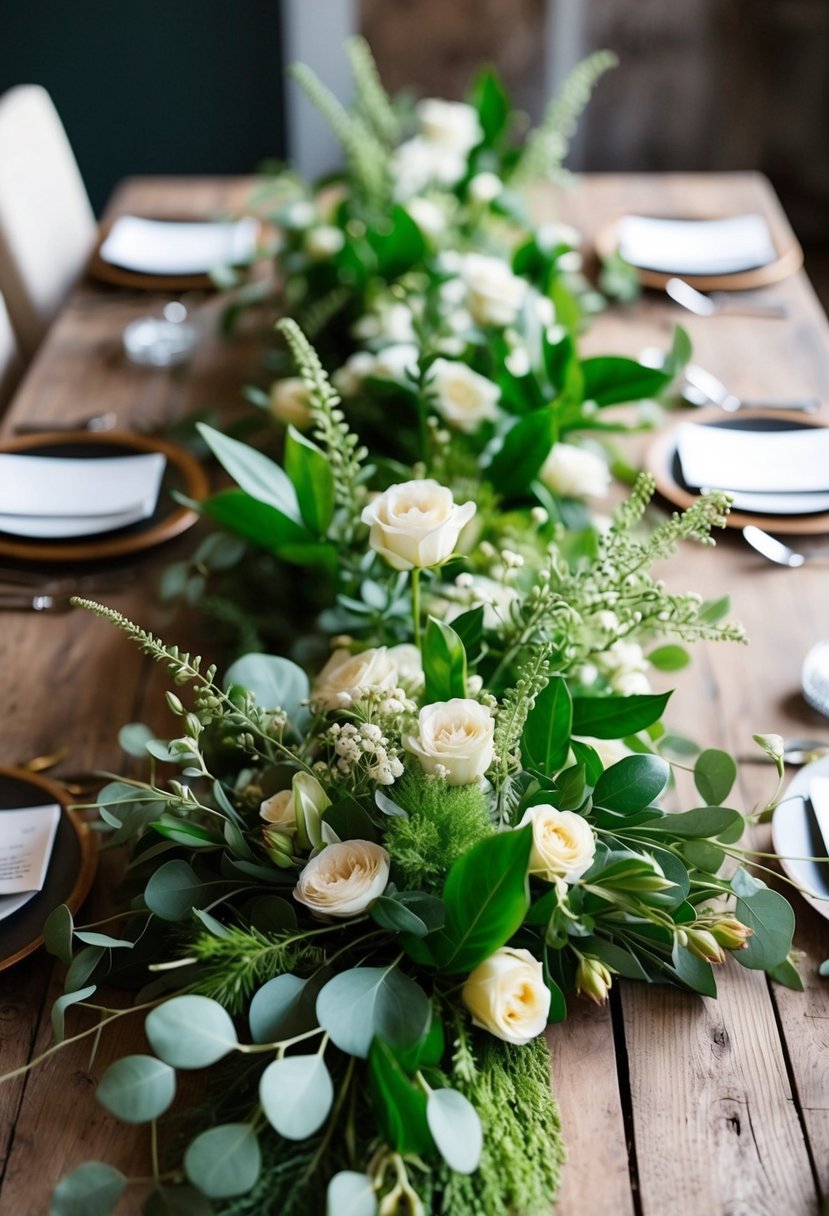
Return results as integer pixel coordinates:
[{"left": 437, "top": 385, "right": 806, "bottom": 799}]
[
  {"left": 772, "top": 754, "right": 829, "bottom": 920},
  {"left": 99, "top": 216, "right": 258, "bottom": 276}
]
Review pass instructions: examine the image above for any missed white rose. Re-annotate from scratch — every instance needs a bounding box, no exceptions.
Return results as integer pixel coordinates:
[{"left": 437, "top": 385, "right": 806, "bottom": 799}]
[
  {"left": 462, "top": 947, "right": 551, "bottom": 1045},
  {"left": 538, "top": 442, "right": 611, "bottom": 499},
  {"left": 333, "top": 350, "right": 375, "bottom": 396},
  {"left": 293, "top": 840, "right": 390, "bottom": 918},
  {"left": 283, "top": 200, "right": 316, "bottom": 229},
  {"left": 406, "top": 197, "right": 446, "bottom": 241},
  {"left": 468, "top": 171, "right": 502, "bottom": 204},
  {"left": 260, "top": 789, "right": 294, "bottom": 829},
  {"left": 370, "top": 343, "right": 420, "bottom": 384},
  {"left": 447, "top": 574, "right": 518, "bottom": 631},
  {"left": 428, "top": 359, "right": 500, "bottom": 433},
  {"left": 519, "top": 805, "right": 596, "bottom": 884},
  {"left": 361, "top": 479, "right": 476, "bottom": 571},
  {"left": 269, "top": 377, "right": 312, "bottom": 430},
  {"left": 461, "top": 253, "right": 526, "bottom": 327},
  {"left": 406, "top": 698, "right": 494, "bottom": 786},
  {"left": 313, "top": 647, "right": 398, "bottom": 710},
  {"left": 614, "top": 671, "right": 652, "bottom": 696},
  {"left": 596, "top": 639, "right": 650, "bottom": 694},
  {"left": 388, "top": 643, "right": 424, "bottom": 690},
  {"left": 416, "top": 98, "right": 483, "bottom": 154},
  {"left": 575, "top": 736, "right": 630, "bottom": 770},
  {"left": 304, "top": 225, "right": 345, "bottom": 260},
  {"left": 392, "top": 137, "right": 465, "bottom": 197}
]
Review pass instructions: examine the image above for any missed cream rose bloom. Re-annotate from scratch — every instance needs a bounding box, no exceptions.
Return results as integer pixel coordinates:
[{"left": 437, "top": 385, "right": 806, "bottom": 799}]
[
  {"left": 304, "top": 224, "right": 345, "bottom": 260},
  {"left": 416, "top": 98, "right": 483, "bottom": 153},
  {"left": 407, "top": 698, "right": 494, "bottom": 786},
  {"left": 259, "top": 789, "right": 294, "bottom": 829},
  {"left": 538, "top": 442, "right": 610, "bottom": 499},
  {"left": 461, "top": 253, "right": 527, "bottom": 327},
  {"left": 519, "top": 805, "right": 596, "bottom": 884},
  {"left": 370, "top": 343, "right": 419, "bottom": 384},
  {"left": 392, "top": 138, "right": 466, "bottom": 197},
  {"left": 293, "top": 840, "right": 390, "bottom": 918},
  {"left": 429, "top": 359, "right": 500, "bottom": 433},
  {"left": 387, "top": 643, "right": 424, "bottom": 690},
  {"left": 462, "top": 947, "right": 551, "bottom": 1045},
  {"left": 313, "top": 647, "right": 398, "bottom": 709},
  {"left": 468, "top": 171, "right": 502, "bottom": 204},
  {"left": 269, "top": 377, "right": 312, "bottom": 430},
  {"left": 406, "top": 197, "right": 446, "bottom": 241},
  {"left": 361, "top": 479, "right": 476, "bottom": 571}
]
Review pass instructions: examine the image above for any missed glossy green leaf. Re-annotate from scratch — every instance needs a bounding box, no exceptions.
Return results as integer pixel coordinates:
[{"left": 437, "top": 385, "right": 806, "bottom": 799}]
[
  {"left": 426, "top": 1088, "right": 483, "bottom": 1174},
  {"left": 203, "top": 489, "right": 337, "bottom": 571},
  {"left": 323, "top": 798, "right": 381, "bottom": 843},
  {"left": 97, "top": 1055, "right": 176, "bottom": 1124},
  {"left": 571, "top": 691, "right": 671, "bottom": 738},
  {"left": 423, "top": 616, "right": 467, "bottom": 702},
  {"left": 430, "top": 824, "right": 533, "bottom": 973},
  {"left": 197, "top": 423, "right": 300, "bottom": 520},
  {"left": 285, "top": 425, "right": 335, "bottom": 534},
  {"left": 693, "top": 749, "right": 737, "bottom": 806},
  {"left": 581, "top": 356, "right": 671, "bottom": 406},
  {"left": 670, "top": 942, "right": 717, "bottom": 997},
  {"left": 260, "top": 1054, "right": 334, "bottom": 1139},
  {"left": 647, "top": 645, "right": 690, "bottom": 672},
  {"left": 449, "top": 605, "right": 485, "bottom": 657},
  {"left": 488, "top": 409, "right": 557, "bottom": 498},
  {"left": 146, "top": 995, "right": 238, "bottom": 1068},
  {"left": 223, "top": 652, "right": 310, "bottom": 719},
  {"left": 651, "top": 806, "right": 742, "bottom": 840},
  {"left": 368, "top": 1038, "right": 432, "bottom": 1155},
  {"left": 593, "top": 754, "right": 669, "bottom": 814},
  {"left": 469, "top": 66, "right": 510, "bottom": 145},
  {"left": 184, "top": 1123, "right": 261, "bottom": 1200},
  {"left": 371, "top": 890, "right": 445, "bottom": 938},
  {"left": 51, "top": 1162, "right": 126, "bottom": 1216},
  {"left": 522, "top": 676, "right": 572, "bottom": 774},
  {"left": 316, "top": 964, "right": 431, "bottom": 1059}
]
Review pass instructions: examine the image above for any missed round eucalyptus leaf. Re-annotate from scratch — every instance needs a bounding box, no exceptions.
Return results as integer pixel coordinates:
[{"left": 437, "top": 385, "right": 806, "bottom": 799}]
[
  {"left": 259, "top": 1054, "right": 334, "bottom": 1139},
  {"left": 426, "top": 1087, "right": 483, "bottom": 1174},
  {"left": 249, "top": 973, "right": 308, "bottom": 1044},
  {"left": 118, "top": 723, "right": 155, "bottom": 758},
  {"left": 316, "top": 965, "right": 431, "bottom": 1059},
  {"left": 184, "top": 1123, "right": 261, "bottom": 1200},
  {"left": 223, "top": 653, "right": 310, "bottom": 720},
  {"left": 96, "top": 1054, "right": 176, "bottom": 1124},
  {"left": 144, "top": 860, "right": 206, "bottom": 922},
  {"left": 51, "top": 1161, "right": 126, "bottom": 1216},
  {"left": 146, "top": 995, "right": 238, "bottom": 1068},
  {"left": 326, "top": 1171, "right": 378, "bottom": 1216}
]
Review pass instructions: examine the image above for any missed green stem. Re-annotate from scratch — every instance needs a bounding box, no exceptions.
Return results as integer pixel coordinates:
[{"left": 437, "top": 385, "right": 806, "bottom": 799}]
[{"left": 411, "top": 567, "right": 422, "bottom": 649}]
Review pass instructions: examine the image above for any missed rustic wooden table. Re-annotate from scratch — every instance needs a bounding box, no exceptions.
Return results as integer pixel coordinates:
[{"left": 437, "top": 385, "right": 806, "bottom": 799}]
[{"left": 1, "top": 173, "right": 827, "bottom": 1216}]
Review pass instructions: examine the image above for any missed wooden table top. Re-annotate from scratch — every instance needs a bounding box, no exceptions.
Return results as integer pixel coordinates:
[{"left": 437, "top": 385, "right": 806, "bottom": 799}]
[{"left": 1, "top": 173, "right": 828, "bottom": 1216}]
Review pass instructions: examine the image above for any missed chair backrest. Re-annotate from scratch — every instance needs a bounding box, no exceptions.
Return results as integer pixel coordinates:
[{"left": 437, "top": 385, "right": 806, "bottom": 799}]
[
  {"left": 0, "top": 289, "right": 23, "bottom": 411},
  {"left": 0, "top": 85, "right": 96, "bottom": 357}
]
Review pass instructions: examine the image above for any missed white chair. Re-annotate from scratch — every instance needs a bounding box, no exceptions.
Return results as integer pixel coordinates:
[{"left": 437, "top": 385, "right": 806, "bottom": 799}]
[
  {"left": 0, "top": 290, "right": 22, "bottom": 410},
  {"left": 0, "top": 85, "right": 96, "bottom": 357}
]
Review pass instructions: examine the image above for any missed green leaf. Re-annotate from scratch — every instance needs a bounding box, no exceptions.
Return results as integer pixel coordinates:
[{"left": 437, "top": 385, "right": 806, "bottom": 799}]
[
  {"left": 149, "top": 819, "right": 223, "bottom": 849},
  {"left": 652, "top": 806, "right": 743, "bottom": 840},
  {"left": 146, "top": 995, "right": 238, "bottom": 1068},
  {"left": 430, "top": 825, "right": 533, "bottom": 973},
  {"left": 326, "top": 1172, "right": 377, "bottom": 1216},
  {"left": 469, "top": 66, "right": 510, "bottom": 145},
  {"left": 426, "top": 1088, "right": 483, "bottom": 1174},
  {"left": 367, "top": 205, "right": 426, "bottom": 278},
  {"left": 522, "top": 676, "right": 572, "bottom": 774},
  {"left": 65, "top": 946, "right": 105, "bottom": 992},
  {"left": 323, "top": 798, "right": 381, "bottom": 843},
  {"left": 260, "top": 1054, "right": 334, "bottom": 1139},
  {"left": 581, "top": 356, "right": 671, "bottom": 407},
  {"left": 450, "top": 605, "right": 485, "bottom": 657},
  {"left": 249, "top": 972, "right": 324, "bottom": 1044},
  {"left": 570, "top": 739, "right": 604, "bottom": 785},
  {"left": 246, "top": 894, "right": 297, "bottom": 933},
  {"left": 51, "top": 1162, "right": 126, "bottom": 1216},
  {"left": 423, "top": 617, "right": 467, "bottom": 702},
  {"left": 647, "top": 645, "right": 690, "bottom": 672},
  {"left": 662, "top": 324, "right": 693, "bottom": 377},
  {"left": 44, "top": 904, "right": 74, "bottom": 965},
  {"left": 371, "top": 890, "right": 445, "bottom": 938},
  {"left": 693, "top": 749, "right": 737, "bottom": 806},
  {"left": 197, "top": 423, "right": 301, "bottom": 521},
  {"left": 73, "top": 930, "right": 134, "bottom": 950},
  {"left": 144, "top": 860, "right": 207, "bottom": 922},
  {"left": 488, "top": 409, "right": 557, "bottom": 498},
  {"left": 593, "top": 754, "right": 669, "bottom": 814},
  {"left": 571, "top": 691, "right": 671, "bottom": 739},
  {"left": 671, "top": 942, "right": 717, "bottom": 997},
  {"left": 97, "top": 1055, "right": 176, "bottom": 1124},
  {"left": 681, "top": 840, "right": 725, "bottom": 873},
  {"left": 697, "top": 594, "right": 730, "bottom": 623},
  {"left": 734, "top": 887, "right": 795, "bottom": 971},
  {"left": 316, "top": 964, "right": 431, "bottom": 1059},
  {"left": 118, "top": 723, "right": 155, "bottom": 757},
  {"left": 51, "top": 985, "right": 96, "bottom": 1043},
  {"left": 368, "top": 1038, "right": 432, "bottom": 1155},
  {"left": 768, "top": 957, "right": 804, "bottom": 991},
  {"left": 203, "top": 489, "right": 336, "bottom": 571},
  {"left": 223, "top": 652, "right": 310, "bottom": 720},
  {"left": 184, "top": 1123, "right": 261, "bottom": 1201},
  {"left": 284, "top": 425, "right": 335, "bottom": 534}
]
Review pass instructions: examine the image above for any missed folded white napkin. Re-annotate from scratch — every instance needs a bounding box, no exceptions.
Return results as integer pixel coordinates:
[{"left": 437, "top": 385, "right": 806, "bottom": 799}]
[
  {"left": 99, "top": 216, "right": 259, "bottom": 276},
  {"left": 618, "top": 214, "right": 776, "bottom": 276},
  {"left": 0, "top": 803, "right": 60, "bottom": 922},
  {"left": 0, "top": 452, "right": 166, "bottom": 538},
  {"left": 677, "top": 423, "right": 829, "bottom": 501}
]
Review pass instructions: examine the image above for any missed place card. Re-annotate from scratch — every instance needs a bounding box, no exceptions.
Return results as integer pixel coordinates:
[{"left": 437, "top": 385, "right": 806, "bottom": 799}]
[
  {"left": 677, "top": 423, "right": 829, "bottom": 495},
  {"left": 99, "top": 216, "right": 259, "bottom": 276},
  {"left": 618, "top": 214, "right": 776, "bottom": 276},
  {"left": 0, "top": 804, "right": 60, "bottom": 896}
]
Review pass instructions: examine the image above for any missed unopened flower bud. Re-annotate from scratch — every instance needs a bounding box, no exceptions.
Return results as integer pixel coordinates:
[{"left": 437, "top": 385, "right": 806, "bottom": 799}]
[
  {"left": 685, "top": 928, "right": 726, "bottom": 964},
  {"left": 263, "top": 827, "right": 294, "bottom": 869},
  {"left": 708, "top": 918, "right": 753, "bottom": 951},
  {"left": 576, "top": 957, "right": 614, "bottom": 1005}
]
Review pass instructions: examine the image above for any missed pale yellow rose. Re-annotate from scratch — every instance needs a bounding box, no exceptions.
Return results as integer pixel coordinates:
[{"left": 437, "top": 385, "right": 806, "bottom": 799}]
[
  {"left": 293, "top": 840, "right": 390, "bottom": 918},
  {"left": 429, "top": 359, "right": 500, "bottom": 433},
  {"left": 519, "top": 805, "right": 596, "bottom": 884},
  {"left": 462, "top": 947, "right": 551, "bottom": 1045},
  {"left": 259, "top": 789, "right": 294, "bottom": 829},
  {"left": 406, "top": 698, "right": 494, "bottom": 786},
  {"left": 269, "top": 377, "right": 312, "bottom": 430},
  {"left": 361, "top": 479, "right": 476, "bottom": 571},
  {"left": 312, "top": 647, "right": 399, "bottom": 710},
  {"left": 538, "top": 442, "right": 610, "bottom": 499}
]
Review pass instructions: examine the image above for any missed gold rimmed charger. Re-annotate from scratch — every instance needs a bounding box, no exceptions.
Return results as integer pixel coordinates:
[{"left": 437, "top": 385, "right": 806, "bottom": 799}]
[
  {"left": 645, "top": 409, "right": 829, "bottom": 536},
  {"left": 0, "top": 766, "right": 97, "bottom": 971},
  {"left": 0, "top": 430, "right": 209, "bottom": 562}
]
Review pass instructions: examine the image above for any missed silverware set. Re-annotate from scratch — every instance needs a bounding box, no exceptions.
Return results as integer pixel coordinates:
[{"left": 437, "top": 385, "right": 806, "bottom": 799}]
[
  {"left": 665, "top": 277, "right": 790, "bottom": 319},
  {"left": 639, "top": 347, "right": 819, "bottom": 414}
]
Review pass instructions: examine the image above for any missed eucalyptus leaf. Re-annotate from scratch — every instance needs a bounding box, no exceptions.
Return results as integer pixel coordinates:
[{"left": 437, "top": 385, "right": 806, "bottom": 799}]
[
  {"left": 65, "top": 946, "right": 105, "bottom": 992},
  {"left": 426, "top": 1088, "right": 483, "bottom": 1174},
  {"left": 144, "top": 860, "right": 207, "bottom": 922},
  {"left": 767, "top": 957, "right": 804, "bottom": 991},
  {"left": 97, "top": 1055, "right": 176, "bottom": 1124},
  {"left": 118, "top": 723, "right": 155, "bottom": 757},
  {"left": 197, "top": 423, "right": 301, "bottom": 521},
  {"left": 593, "top": 754, "right": 669, "bottom": 814},
  {"left": 184, "top": 1123, "right": 261, "bottom": 1200},
  {"left": 316, "top": 964, "right": 431, "bottom": 1058},
  {"left": 51, "top": 985, "right": 96, "bottom": 1043},
  {"left": 51, "top": 1161, "right": 126, "bottom": 1216},
  {"left": 326, "top": 1172, "right": 378, "bottom": 1216},
  {"left": 734, "top": 887, "right": 795, "bottom": 971},
  {"left": 223, "top": 653, "right": 310, "bottom": 720},
  {"left": 73, "top": 931, "right": 134, "bottom": 950},
  {"left": 249, "top": 973, "right": 320, "bottom": 1043},
  {"left": 670, "top": 942, "right": 717, "bottom": 997},
  {"left": 693, "top": 749, "right": 737, "bottom": 806},
  {"left": 259, "top": 1054, "right": 334, "bottom": 1139},
  {"left": 44, "top": 904, "right": 74, "bottom": 965},
  {"left": 146, "top": 995, "right": 238, "bottom": 1068}
]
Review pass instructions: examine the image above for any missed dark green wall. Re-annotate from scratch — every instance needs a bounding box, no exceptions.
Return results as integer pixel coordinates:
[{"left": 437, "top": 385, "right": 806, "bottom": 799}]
[{"left": 0, "top": 1, "right": 286, "bottom": 213}]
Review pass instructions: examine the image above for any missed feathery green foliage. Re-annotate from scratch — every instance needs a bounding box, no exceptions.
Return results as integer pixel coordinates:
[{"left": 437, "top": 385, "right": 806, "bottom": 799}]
[
  {"left": 346, "top": 35, "right": 401, "bottom": 147},
  {"left": 383, "top": 770, "right": 494, "bottom": 891},
  {"left": 189, "top": 926, "right": 326, "bottom": 1013}
]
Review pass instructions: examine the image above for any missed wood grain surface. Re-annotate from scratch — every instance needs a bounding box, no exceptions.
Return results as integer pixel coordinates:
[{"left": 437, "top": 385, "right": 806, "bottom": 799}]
[{"left": 0, "top": 173, "right": 827, "bottom": 1216}]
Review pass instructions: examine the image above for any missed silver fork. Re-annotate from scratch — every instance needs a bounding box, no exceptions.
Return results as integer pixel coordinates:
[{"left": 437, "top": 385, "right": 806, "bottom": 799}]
[{"left": 0, "top": 591, "right": 76, "bottom": 613}]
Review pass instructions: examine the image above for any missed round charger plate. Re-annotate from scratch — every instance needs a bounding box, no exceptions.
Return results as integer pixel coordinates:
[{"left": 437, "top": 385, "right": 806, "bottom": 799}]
[
  {"left": 772, "top": 754, "right": 829, "bottom": 922},
  {"left": 0, "top": 766, "right": 97, "bottom": 970},
  {"left": 594, "top": 213, "right": 803, "bottom": 292},
  {"left": 87, "top": 215, "right": 263, "bottom": 292},
  {"left": 645, "top": 410, "right": 829, "bottom": 536},
  {"left": 0, "top": 430, "right": 209, "bottom": 562}
]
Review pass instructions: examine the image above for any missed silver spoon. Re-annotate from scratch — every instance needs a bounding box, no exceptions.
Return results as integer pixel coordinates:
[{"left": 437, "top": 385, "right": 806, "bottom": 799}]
[
  {"left": 14, "top": 412, "right": 118, "bottom": 435},
  {"left": 743, "top": 525, "right": 829, "bottom": 568},
  {"left": 666, "top": 277, "right": 789, "bottom": 319},
  {"left": 639, "top": 348, "right": 819, "bottom": 414}
]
